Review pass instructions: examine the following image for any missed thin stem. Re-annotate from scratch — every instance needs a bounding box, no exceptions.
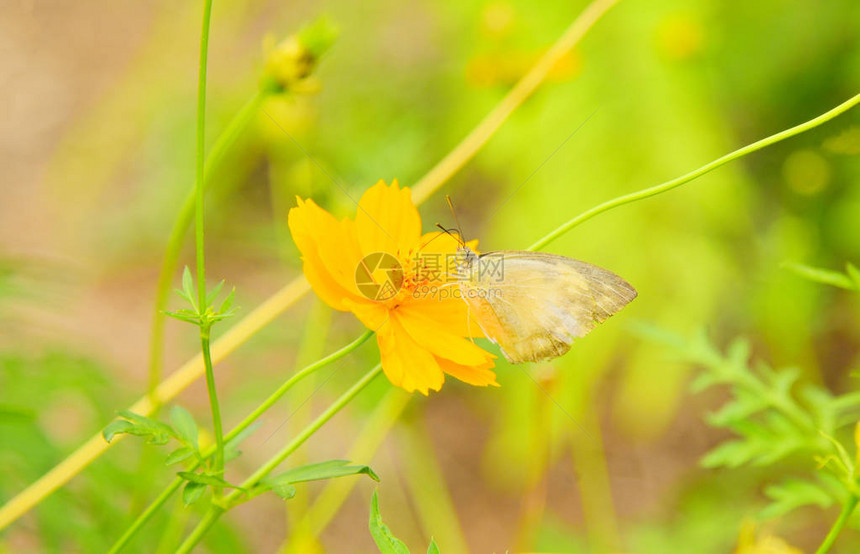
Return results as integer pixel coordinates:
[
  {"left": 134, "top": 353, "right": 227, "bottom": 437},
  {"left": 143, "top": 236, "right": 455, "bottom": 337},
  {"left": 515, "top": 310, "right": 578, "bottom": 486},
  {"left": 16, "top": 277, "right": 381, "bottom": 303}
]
[
  {"left": 192, "top": 0, "right": 227, "bottom": 492},
  {"left": 529, "top": 93, "right": 860, "bottom": 252},
  {"left": 295, "top": 388, "right": 410, "bottom": 541},
  {"left": 233, "top": 331, "right": 374, "bottom": 435},
  {"left": 234, "top": 364, "right": 383, "bottom": 495},
  {"left": 147, "top": 91, "right": 266, "bottom": 405},
  {"left": 175, "top": 506, "right": 224, "bottom": 554},
  {"left": 106, "top": 330, "right": 374, "bottom": 553},
  {"left": 194, "top": 0, "right": 213, "bottom": 310},
  {"left": 176, "top": 365, "right": 383, "bottom": 552},
  {"left": 201, "top": 331, "right": 224, "bottom": 483},
  {"left": 816, "top": 493, "right": 859, "bottom": 554},
  {"left": 107, "top": 478, "right": 184, "bottom": 554}
]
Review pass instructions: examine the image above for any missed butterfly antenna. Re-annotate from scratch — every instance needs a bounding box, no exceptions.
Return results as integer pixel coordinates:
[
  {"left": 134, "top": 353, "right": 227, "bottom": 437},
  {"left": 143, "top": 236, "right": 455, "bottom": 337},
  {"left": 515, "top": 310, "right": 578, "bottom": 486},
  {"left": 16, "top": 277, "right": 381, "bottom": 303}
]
[{"left": 446, "top": 195, "right": 466, "bottom": 245}]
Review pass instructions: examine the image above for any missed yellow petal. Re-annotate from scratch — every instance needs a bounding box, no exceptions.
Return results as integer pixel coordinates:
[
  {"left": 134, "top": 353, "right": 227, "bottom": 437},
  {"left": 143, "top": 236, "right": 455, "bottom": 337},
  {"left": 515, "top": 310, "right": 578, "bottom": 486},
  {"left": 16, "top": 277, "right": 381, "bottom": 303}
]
[
  {"left": 343, "top": 298, "right": 389, "bottom": 330},
  {"left": 356, "top": 179, "right": 421, "bottom": 259},
  {"left": 396, "top": 301, "right": 495, "bottom": 366},
  {"left": 405, "top": 294, "right": 486, "bottom": 338},
  {"left": 376, "top": 316, "right": 444, "bottom": 395},
  {"left": 288, "top": 198, "right": 363, "bottom": 310},
  {"left": 436, "top": 356, "right": 498, "bottom": 387}
]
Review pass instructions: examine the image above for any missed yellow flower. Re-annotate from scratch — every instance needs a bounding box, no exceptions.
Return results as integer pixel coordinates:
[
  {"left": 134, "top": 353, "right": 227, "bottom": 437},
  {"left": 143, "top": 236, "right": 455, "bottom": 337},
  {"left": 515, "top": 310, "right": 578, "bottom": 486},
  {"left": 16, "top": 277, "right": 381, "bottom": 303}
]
[
  {"left": 735, "top": 521, "right": 803, "bottom": 554},
  {"left": 288, "top": 179, "right": 498, "bottom": 394}
]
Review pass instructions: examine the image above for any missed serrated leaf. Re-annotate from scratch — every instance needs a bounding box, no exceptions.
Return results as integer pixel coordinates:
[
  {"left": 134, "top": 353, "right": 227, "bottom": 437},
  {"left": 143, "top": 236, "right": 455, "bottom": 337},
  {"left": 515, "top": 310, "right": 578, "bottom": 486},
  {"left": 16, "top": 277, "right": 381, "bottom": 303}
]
[
  {"left": 782, "top": 261, "right": 856, "bottom": 290},
  {"left": 689, "top": 371, "right": 722, "bottom": 394},
  {"left": 102, "top": 420, "right": 135, "bottom": 442},
  {"left": 114, "top": 411, "right": 176, "bottom": 445},
  {"left": 427, "top": 539, "right": 440, "bottom": 554},
  {"left": 170, "top": 405, "right": 199, "bottom": 450},
  {"left": 706, "top": 390, "right": 768, "bottom": 427},
  {"left": 726, "top": 337, "right": 751, "bottom": 368},
  {"left": 183, "top": 481, "right": 206, "bottom": 506},
  {"left": 369, "top": 491, "right": 410, "bottom": 554},
  {"left": 761, "top": 479, "right": 834, "bottom": 520},
  {"left": 269, "top": 459, "right": 380, "bottom": 485},
  {"left": 165, "top": 446, "right": 195, "bottom": 466},
  {"left": 701, "top": 440, "right": 759, "bottom": 469},
  {"left": 177, "top": 471, "right": 233, "bottom": 488}
]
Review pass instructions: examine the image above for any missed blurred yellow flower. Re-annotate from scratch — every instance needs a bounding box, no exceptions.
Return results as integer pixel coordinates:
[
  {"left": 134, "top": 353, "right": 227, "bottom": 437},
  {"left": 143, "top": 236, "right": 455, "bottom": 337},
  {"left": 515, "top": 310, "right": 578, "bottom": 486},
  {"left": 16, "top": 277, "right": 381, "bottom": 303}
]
[
  {"left": 735, "top": 521, "right": 803, "bottom": 554},
  {"left": 656, "top": 13, "right": 705, "bottom": 61},
  {"left": 289, "top": 180, "right": 497, "bottom": 394}
]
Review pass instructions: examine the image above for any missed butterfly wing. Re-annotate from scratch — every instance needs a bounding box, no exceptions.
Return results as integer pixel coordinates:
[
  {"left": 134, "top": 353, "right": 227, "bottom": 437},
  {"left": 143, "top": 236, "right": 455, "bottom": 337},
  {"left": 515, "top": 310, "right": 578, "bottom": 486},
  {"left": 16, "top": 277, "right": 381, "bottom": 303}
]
[{"left": 458, "top": 251, "right": 636, "bottom": 363}]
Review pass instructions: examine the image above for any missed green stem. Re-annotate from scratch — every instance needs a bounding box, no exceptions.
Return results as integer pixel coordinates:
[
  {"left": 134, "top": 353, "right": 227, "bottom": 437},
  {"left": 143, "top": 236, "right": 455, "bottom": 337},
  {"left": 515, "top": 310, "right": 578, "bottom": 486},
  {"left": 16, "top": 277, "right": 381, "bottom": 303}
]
[
  {"left": 201, "top": 330, "right": 225, "bottom": 484},
  {"left": 192, "top": 0, "right": 226, "bottom": 492},
  {"left": 176, "top": 365, "right": 383, "bottom": 552},
  {"left": 816, "top": 493, "right": 859, "bottom": 554},
  {"left": 194, "top": 0, "right": 213, "bottom": 310},
  {"left": 147, "top": 91, "right": 265, "bottom": 406},
  {"left": 234, "top": 364, "right": 383, "bottom": 495},
  {"left": 107, "top": 478, "right": 184, "bottom": 554},
  {"left": 529, "top": 93, "right": 860, "bottom": 252},
  {"left": 175, "top": 506, "right": 224, "bottom": 554},
  {"left": 106, "top": 331, "right": 374, "bottom": 553}
]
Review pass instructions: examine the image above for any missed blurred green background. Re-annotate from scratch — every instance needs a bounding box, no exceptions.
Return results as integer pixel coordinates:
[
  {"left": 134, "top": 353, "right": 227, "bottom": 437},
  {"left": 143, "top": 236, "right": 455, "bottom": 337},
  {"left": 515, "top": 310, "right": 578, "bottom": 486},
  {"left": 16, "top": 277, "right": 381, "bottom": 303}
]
[{"left": 1, "top": 0, "right": 859, "bottom": 552}]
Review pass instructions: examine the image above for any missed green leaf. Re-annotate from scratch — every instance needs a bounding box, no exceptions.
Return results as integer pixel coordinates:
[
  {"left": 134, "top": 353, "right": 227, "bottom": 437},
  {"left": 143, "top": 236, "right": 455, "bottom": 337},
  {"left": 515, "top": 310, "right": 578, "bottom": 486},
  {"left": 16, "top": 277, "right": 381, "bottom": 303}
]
[
  {"left": 206, "top": 280, "right": 225, "bottom": 307},
  {"left": 271, "top": 483, "right": 297, "bottom": 500},
  {"left": 165, "top": 446, "right": 195, "bottom": 466},
  {"left": 369, "top": 491, "right": 410, "bottom": 554},
  {"left": 761, "top": 479, "right": 834, "bottom": 519},
  {"left": 111, "top": 411, "right": 176, "bottom": 445},
  {"left": 219, "top": 288, "right": 236, "bottom": 315},
  {"left": 224, "top": 422, "right": 260, "bottom": 462},
  {"left": 170, "top": 405, "right": 199, "bottom": 450},
  {"left": 782, "top": 261, "right": 856, "bottom": 290},
  {"left": 701, "top": 440, "right": 759, "bottom": 469},
  {"left": 102, "top": 420, "right": 135, "bottom": 442},
  {"left": 164, "top": 309, "right": 201, "bottom": 325},
  {"left": 183, "top": 481, "right": 206, "bottom": 506},
  {"left": 426, "top": 539, "right": 440, "bottom": 554},
  {"left": 177, "top": 471, "right": 233, "bottom": 488},
  {"left": 182, "top": 266, "right": 195, "bottom": 304},
  {"left": 269, "top": 460, "right": 380, "bottom": 485}
]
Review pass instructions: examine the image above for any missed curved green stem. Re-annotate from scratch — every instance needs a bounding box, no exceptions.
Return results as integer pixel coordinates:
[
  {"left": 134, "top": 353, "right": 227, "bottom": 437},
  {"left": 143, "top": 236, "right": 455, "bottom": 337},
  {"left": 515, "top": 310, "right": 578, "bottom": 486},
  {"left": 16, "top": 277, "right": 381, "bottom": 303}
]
[
  {"left": 233, "top": 364, "right": 383, "bottom": 496},
  {"left": 200, "top": 330, "right": 224, "bottom": 484},
  {"left": 108, "top": 478, "right": 184, "bottom": 554},
  {"left": 176, "top": 364, "right": 384, "bottom": 552},
  {"left": 107, "top": 330, "right": 374, "bottom": 553},
  {"left": 816, "top": 493, "right": 859, "bottom": 554},
  {"left": 176, "top": 506, "right": 224, "bottom": 554},
  {"left": 147, "top": 91, "right": 265, "bottom": 405},
  {"left": 529, "top": 93, "right": 860, "bottom": 252}
]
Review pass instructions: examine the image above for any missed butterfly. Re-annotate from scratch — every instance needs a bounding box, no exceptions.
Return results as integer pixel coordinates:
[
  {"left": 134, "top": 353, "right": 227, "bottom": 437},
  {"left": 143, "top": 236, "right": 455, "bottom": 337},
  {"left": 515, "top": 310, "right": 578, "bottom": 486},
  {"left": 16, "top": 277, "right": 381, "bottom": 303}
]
[{"left": 450, "top": 243, "right": 637, "bottom": 364}]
